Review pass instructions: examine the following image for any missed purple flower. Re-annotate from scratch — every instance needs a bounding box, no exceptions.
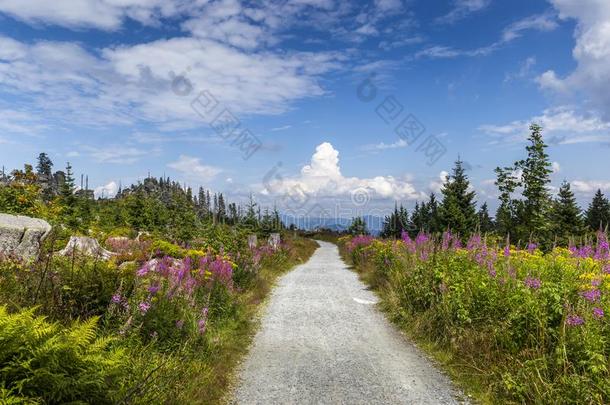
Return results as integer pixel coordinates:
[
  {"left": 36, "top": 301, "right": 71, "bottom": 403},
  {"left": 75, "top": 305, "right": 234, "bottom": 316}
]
[
  {"left": 111, "top": 294, "right": 123, "bottom": 304},
  {"left": 148, "top": 284, "right": 160, "bottom": 295},
  {"left": 591, "top": 279, "right": 601, "bottom": 287},
  {"left": 138, "top": 301, "right": 151, "bottom": 315},
  {"left": 580, "top": 289, "right": 601, "bottom": 302},
  {"left": 503, "top": 245, "right": 510, "bottom": 257},
  {"left": 566, "top": 314, "right": 585, "bottom": 326},
  {"left": 524, "top": 277, "right": 541, "bottom": 290},
  {"left": 527, "top": 242, "right": 537, "bottom": 254},
  {"left": 136, "top": 264, "right": 150, "bottom": 277},
  {"left": 198, "top": 319, "right": 207, "bottom": 334},
  {"left": 593, "top": 307, "right": 605, "bottom": 319},
  {"left": 603, "top": 264, "right": 610, "bottom": 275}
]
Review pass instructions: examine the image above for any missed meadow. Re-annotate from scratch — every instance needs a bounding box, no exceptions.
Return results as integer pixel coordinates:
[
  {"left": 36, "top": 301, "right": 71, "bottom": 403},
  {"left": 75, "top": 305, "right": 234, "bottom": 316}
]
[
  {"left": 0, "top": 229, "right": 317, "bottom": 404},
  {"left": 340, "top": 231, "right": 610, "bottom": 404}
]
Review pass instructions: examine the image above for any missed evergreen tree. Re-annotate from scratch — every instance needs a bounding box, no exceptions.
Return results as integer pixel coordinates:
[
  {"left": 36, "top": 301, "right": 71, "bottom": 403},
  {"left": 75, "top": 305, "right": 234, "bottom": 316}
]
[
  {"left": 551, "top": 181, "right": 584, "bottom": 244},
  {"left": 217, "top": 193, "right": 226, "bottom": 224},
  {"left": 380, "top": 203, "right": 409, "bottom": 239},
  {"left": 477, "top": 202, "right": 495, "bottom": 233},
  {"left": 427, "top": 193, "right": 440, "bottom": 234},
  {"left": 59, "top": 162, "right": 79, "bottom": 229},
  {"left": 36, "top": 153, "right": 54, "bottom": 202},
  {"left": 438, "top": 158, "right": 477, "bottom": 237},
  {"left": 243, "top": 193, "right": 258, "bottom": 229},
  {"left": 494, "top": 166, "right": 520, "bottom": 237},
  {"left": 515, "top": 123, "right": 553, "bottom": 240},
  {"left": 348, "top": 216, "right": 369, "bottom": 235},
  {"left": 586, "top": 189, "right": 610, "bottom": 231}
]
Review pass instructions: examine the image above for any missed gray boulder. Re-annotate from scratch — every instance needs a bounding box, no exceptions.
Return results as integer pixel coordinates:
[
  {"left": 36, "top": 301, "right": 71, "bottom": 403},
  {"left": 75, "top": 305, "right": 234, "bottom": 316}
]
[
  {"left": 59, "top": 236, "right": 114, "bottom": 260},
  {"left": 0, "top": 213, "right": 52, "bottom": 260}
]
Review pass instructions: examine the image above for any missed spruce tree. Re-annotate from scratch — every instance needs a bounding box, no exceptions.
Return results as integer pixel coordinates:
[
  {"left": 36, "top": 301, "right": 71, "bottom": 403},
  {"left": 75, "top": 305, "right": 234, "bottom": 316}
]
[
  {"left": 59, "top": 162, "right": 79, "bottom": 229},
  {"left": 551, "top": 181, "right": 584, "bottom": 243},
  {"left": 438, "top": 158, "right": 477, "bottom": 237},
  {"left": 585, "top": 189, "right": 610, "bottom": 231},
  {"left": 427, "top": 193, "right": 440, "bottom": 234},
  {"left": 36, "top": 153, "right": 54, "bottom": 202},
  {"left": 477, "top": 202, "right": 495, "bottom": 234},
  {"left": 494, "top": 166, "right": 520, "bottom": 237},
  {"left": 515, "top": 123, "right": 552, "bottom": 240},
  {"left": 348, "top": 216, "right": 369, "bottom": 235}
]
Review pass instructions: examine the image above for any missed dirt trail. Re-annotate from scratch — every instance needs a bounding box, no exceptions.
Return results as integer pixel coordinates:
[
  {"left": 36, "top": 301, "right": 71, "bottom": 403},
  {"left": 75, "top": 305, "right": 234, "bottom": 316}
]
[{"left": 232, "top": 241, "right": 465, "bottom": 404}]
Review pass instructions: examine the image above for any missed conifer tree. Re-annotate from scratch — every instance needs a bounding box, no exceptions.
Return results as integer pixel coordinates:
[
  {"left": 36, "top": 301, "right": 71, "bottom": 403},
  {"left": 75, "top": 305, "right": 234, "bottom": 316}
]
[
  {"left": 427, "top": 193, "right": 440, "bottom": 234},
  {"left": 516, "top": 123, "right": 552, "bottom": 240},
  {"left": 477, "top": 202, "right": 495, "bottom": 233},
  {"left": 59, "top": 162, "right": 79, "bottom": 229},
  {"left": 494, "top": 166, "right": 520, "bottom": 237},
  {"left": 438, "top": 158, "right": 477, "bottom": 237},
  {"left": 585, "top": 189, "right": 610, "bottom": 232},
  {"left": 551, "top": 181, "right": 584, "bottom": 243},
  {"left": 36, "top": 153, "right": 54, "bottom": 202},
  {"left": 348, "top": 216, "right": 369, "bottom": 235}
]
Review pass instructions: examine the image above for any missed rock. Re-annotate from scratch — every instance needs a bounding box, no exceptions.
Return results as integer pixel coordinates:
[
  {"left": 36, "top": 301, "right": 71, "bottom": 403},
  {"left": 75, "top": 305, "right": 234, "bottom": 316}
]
[
  {"left": 268, "top": 233, "right": 281, "bottom": 250},
  {"left": 59, "top": 236, "right": 114, "bottom": 260},
  {"left": 0, "top": 213, "right": 52, "bottom": 260},
  {"left": 248, "top": 234, "right": 258, "bottom": 249}
]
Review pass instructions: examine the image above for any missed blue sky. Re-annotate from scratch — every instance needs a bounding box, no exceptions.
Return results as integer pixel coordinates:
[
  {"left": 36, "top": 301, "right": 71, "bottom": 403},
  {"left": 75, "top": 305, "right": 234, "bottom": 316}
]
[{"left": 1, "top": 0, "right": 609, "bottom": 216}]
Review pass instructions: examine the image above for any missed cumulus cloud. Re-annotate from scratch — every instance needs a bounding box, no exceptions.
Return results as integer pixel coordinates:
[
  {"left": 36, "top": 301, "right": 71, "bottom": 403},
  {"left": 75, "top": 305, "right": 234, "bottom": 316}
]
[
  {"left": 94, "top": 181, "right": 118, "bottom": 199},
  {"left": 572, "top": 180, "right": 610, "bottom": 194},
  {"left": 538, "top": 0, "right": 610, "bottom": 120},
  {"left": 479, "top": 107, "right": 610, "bottom": 145},
  {"left": 168, "top": 155, "right": 222, "bottom": 183},
  {"left": 429, "top": 171, "right": 449, "bottom": 193},
  {"left": 83, "top": 145, "right": 157, "bottom": 165},
  {"left": 262, "top": 142, "right": 421, "bottom": 202}
]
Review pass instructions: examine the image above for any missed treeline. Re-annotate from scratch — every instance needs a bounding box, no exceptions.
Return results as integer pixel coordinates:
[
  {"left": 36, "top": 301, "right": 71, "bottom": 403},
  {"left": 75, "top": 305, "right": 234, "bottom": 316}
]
[
  {"left": 354, "top": 124, "right": 610, "bottom": 248},
  {"left": 0, "top": 153, "right": 284, "bottom": 242}
]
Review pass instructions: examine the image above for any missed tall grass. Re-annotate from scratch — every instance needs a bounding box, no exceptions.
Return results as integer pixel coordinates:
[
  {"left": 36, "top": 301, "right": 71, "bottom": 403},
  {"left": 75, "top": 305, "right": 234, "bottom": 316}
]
[{"left": 341, "top": 232, "right": 610, "bottom": 404}]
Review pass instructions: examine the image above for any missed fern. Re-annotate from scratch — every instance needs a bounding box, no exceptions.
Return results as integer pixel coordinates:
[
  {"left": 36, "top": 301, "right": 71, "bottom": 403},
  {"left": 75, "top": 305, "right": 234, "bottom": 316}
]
[{"left": 0, "top": 306, "right": 127, "bottom": 404}]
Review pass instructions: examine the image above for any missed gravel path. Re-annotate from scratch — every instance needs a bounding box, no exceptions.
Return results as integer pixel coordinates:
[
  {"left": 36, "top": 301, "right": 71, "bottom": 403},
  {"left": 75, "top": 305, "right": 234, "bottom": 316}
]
[{"left": 231, "top": 241, "right": 465, "bottom": 405}]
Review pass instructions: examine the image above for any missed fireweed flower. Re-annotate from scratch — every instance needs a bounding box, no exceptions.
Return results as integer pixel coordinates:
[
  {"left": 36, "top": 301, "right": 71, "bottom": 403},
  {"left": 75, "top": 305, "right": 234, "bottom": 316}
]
[
  {"left": 111, "top": 294, "right": 123, "bottom": 304},
  {"left": 148, "top": 284, "right": 160, "bottom": 295},
  {"left": 604, "top": 264, "right": 610, "bottom": 275},
  {"left": 580, "top": 289, "right": 601, "bottom": 302},
  {"left": 593, "top": 307, "right": 605, "bottom": 319},
  {"left": 504, "top": 245, "right": 510, "bottom": 257},
  {"left": 136, "top": 264, "right": 150, "bottom": 277},
  {"left": 138, "top": 301, "right": 151, "bottom": 315},
  {"left": 566, "top": 314, "right": 585, "bottom": 326},
  {"left": 527, "top": 242, "right": 537, "bottom": 254},
  {"left": 524, "top": 277, "right": 541, "bottom": 290}
]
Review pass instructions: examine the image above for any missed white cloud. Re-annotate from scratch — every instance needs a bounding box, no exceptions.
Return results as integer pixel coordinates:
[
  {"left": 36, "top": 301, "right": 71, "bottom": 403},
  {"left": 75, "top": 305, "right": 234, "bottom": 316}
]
[
  {"left": 419, "top": 12, "right": 558, "bottom": 59},
  {"left": 552, "top": 161, "right": 561, "bottom": 173},
  {"left": 479, "top": 107, "right": 610, "bottom": 145},
  {"left": 0, "top": 108, "right": 49, "bottom": 135},
  {"left": 436, "top": 0, "right": 491, "bottom": 25},
  {"left": 429, "top": 171, "right": 449, "bottom": 193},
  {"left": 539, "top": 0, "right": 610, "bottom": 120},
  {"left": 501, "top": 12, "right": 558, "bottom": 42},
  {"left": 271, "top": 125, "right": 292, "bottom": 131},
  {"left": 168, "top": 155, "right": 222, "bottom": 183},
  {"left": 0, "top": 34, "right": 342, "bottom": 130},
  {"left": 0, "top": 0, "right": 197, "bottom": 30},
  {"left": 84, "top": 145, "right": 155, "bottom": 164},
  {"left": 505, "top": 56, "right": 537, "bottom": 82},
  {"left": 94, "top": 181, "right": 118, "bottom": 199},
  {"left": 362, "top": 138, "right": 408, "bottom": 151},
  {"left": 572, "top": 180, "right": 610, "bottom": 194},
  {"left": 262, "top": 142, "right": 421, "bottom": 202}
]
